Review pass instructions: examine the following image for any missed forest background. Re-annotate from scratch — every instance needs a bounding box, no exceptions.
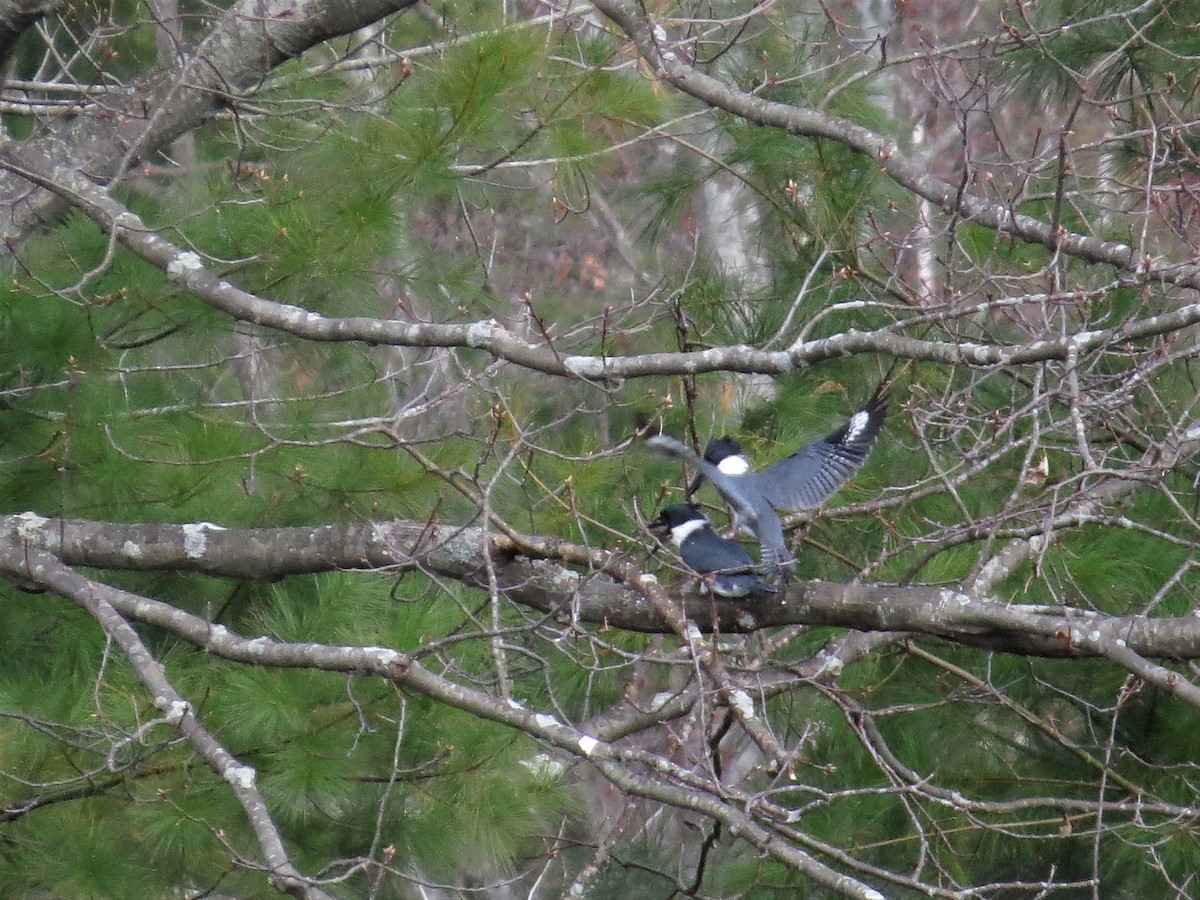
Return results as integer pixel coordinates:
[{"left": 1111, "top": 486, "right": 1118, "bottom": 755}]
[{"left": 1, "top": 0, "right": 1199, "bottom": 897}]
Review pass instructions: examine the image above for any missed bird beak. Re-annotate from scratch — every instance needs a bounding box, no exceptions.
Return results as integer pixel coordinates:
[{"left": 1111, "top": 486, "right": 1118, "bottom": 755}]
[{"left": 648, "top": 514, "right": 668, "bottom": 534}]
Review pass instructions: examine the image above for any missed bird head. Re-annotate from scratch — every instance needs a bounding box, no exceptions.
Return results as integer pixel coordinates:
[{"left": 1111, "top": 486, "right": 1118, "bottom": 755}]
[
  {"left": 650, "top": 502, "right": 705, "bottom": 531},
  {"left": 702, "top": 437, "right": 744, "bottom": 465},
  {"left": 685, "top": 437, "right": 749, "bottom": 497},
  {"left": 649, "top": 503, "right": 710, "bottom": 548}
]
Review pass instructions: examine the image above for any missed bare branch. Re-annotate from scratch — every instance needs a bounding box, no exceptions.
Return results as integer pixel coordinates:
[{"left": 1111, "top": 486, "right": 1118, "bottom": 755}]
[
  {"left": 0, "top": 0, "right": 418, "bottom": 242},
  {"left": 27, "top": 550, "right": 337, "bottom": 898},
  {"left": 5, "top": 513, "right": 1200, "bottom": 664},
  {"left": 590, "top": 0, "right": 1199, "bottom": 289},
  {"left": 3, "top": 538, "right": 895, "bottom": 899},
  {"left": 11, "top": 163, "right": 1200, "bottom": 384}
]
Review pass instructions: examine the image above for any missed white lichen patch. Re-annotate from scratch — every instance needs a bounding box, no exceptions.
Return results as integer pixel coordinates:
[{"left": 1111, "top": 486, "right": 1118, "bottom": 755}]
[
  {"left": 563, "top": 356, "right": 602, "bottom": 378},
  {"left": 807, "top": 650, "right": 845, "bottom": 680},
  {"left": 532, "top": 559, "right": 580, "bottom": 589},
  {"left": 650, "top": 691, "right": 674, "bottom": 712},
  {"left": 182, "top": 522, "right": 222, "bottom": 559},
  {"left": 166, "top": 251, "right": 204, "bottom": 280},
  {"left": 161, "top": 699, "right": 189, "bottom": 724},
  {"left": 14, "top": 511, "right": 48, "bottom": 538},
  {"left": 638, "top": 573, "right": 659, "bottom": 586},
  {"left": 730, "top": 690, "right": 755, "bottom": 720},
  {"left": 684, "top": 624, "right": 703, "bottom": 644},
  {"left": 272, "top": 303, "right": 301, "bottom": 325},
  {"left": 224, "top": 764, "right": 256, "bottom": 790},
  {"left": 465, "top": 321, "right": 495, "bottom": 348},
  {"left": 365, "top": 647, "right": 400, "bottom": 667},
  {"left": 439, "top": 527, "right": 485, "bottom": 566},
  {"left": 936, "top": 587, "right": 971, "bottom": 607},
  {"left": 736, "top": 611, "right": 756, "bottom": 630},
  {"left": 533, "top": 713, "right": 560, "bottom": 730},
  {"left": 121, "top": 540, "right": 143, "bottom": 559},
  {"left": 576, "top": 735, "right": 600, "bottom": 757},
  {"left": 369, "top": 520, "right": 394, "bottom": 547}
]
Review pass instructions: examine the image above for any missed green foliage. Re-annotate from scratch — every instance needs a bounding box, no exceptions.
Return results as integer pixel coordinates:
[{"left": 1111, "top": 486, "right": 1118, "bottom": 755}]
[
  {"left": 1009, "top": 0, "right": 1200, "bottom": 102},
  {"left": 3, "top": 0, "right": 1200, "bottom": 895}
]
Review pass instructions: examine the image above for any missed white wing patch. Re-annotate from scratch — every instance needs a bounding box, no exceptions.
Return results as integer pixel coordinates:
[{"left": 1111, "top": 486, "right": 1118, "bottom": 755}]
[{"left": 844, "top": 410, "right": 870, "bottom": 442}]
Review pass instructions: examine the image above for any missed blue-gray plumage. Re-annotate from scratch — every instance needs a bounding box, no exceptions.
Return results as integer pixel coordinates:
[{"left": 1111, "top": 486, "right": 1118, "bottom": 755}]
[
  {"left": 694, "top": 386, "right": 887, "bottom": 511},
  {"left": 649, "top": 503, "right": 776, "bottom": 598},
  {"left": 648, "top": 386, "right": 887, "bottom": 579}
]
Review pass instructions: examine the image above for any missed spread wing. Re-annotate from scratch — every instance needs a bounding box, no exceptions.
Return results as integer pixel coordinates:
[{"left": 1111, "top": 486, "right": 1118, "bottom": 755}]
[
  {"left": 755, "top": 386, "right": 887, "bottom": 511},
  {"left": 647, "top": 434, "right": 790, "bottom": 576}
]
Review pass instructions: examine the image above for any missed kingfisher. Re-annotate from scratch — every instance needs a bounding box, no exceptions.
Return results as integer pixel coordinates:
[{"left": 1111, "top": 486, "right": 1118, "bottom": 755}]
[
  {"left": 649, "top": 503, "right": 776, "bottom": 597},
  {"left": 647, "top": 385, "right": 887, "bottom": 578}
]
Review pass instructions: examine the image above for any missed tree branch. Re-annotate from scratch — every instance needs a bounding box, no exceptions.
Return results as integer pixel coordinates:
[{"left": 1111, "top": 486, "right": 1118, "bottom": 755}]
[
  {"left": 591, "top": 0, "right": 1200, "bottom": 290},
  {"left": 5, "top": 512, "right": 1200, "bottom": 662},
  {"left": 3, "top": 538, "right": 893, "bottom": 899},
  {"left": 11, "top": 164, "right": 1200, "bottom": 383},
  {"left": 30, "top": 548, "right": 337, "bottom": 898},
  {"left": 0, "top": 0, "right": 56, "bottom": 70},
  {"left": 0, "top": 0, "right": 418, "bottom": 243}
]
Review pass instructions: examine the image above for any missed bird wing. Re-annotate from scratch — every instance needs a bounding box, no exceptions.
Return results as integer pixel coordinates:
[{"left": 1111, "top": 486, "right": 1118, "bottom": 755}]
[
  {"left": 646, "top": 435, "right": 762, "bottom": 533},
  {"left": 648, "top": 435, "right": 791, "bottom": 577},
  {"left": 680, "top": 530, "right": 755, "bottom": 573},
  {"left": 684, "top": 536, "right": 778, "bottom": 596},
  {"left": 755, "top": 387, "right": 887, "bottom": 511}
]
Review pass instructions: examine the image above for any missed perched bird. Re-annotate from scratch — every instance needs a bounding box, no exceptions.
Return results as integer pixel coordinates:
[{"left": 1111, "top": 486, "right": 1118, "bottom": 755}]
[
  {"left": 649, "top": 503, "right": 776, "bottom": 598},
  {"left": 647, "top": 385, "right": 887, "bottom": 578}
]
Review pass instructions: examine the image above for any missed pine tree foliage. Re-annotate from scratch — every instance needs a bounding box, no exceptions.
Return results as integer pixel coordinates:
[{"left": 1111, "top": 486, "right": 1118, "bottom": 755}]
[{"left": 1, "top": 0, "right": 1200, "bottom": 896}]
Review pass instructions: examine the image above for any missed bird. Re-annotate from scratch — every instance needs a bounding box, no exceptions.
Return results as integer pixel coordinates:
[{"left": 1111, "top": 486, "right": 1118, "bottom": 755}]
[
  {"left": 647, "top": 385, "right": 887, "bottom": 579},
  {"left": 649, "top": 503, "right": 776, "bottom": 598}
]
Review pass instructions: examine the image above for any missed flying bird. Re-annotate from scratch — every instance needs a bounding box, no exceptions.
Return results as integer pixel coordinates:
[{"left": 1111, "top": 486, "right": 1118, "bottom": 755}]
[
  {"left": 649, "top": 503, "right": 776, "bottom": 598},
  {"left": 647, "top": 385, "right": 887, "bottom": 578}
]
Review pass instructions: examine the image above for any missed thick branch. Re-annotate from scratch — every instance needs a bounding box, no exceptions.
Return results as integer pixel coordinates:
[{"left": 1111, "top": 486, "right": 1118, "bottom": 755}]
[{"left": 5, "top": 512, "right": 1200, "bottom": 661}]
